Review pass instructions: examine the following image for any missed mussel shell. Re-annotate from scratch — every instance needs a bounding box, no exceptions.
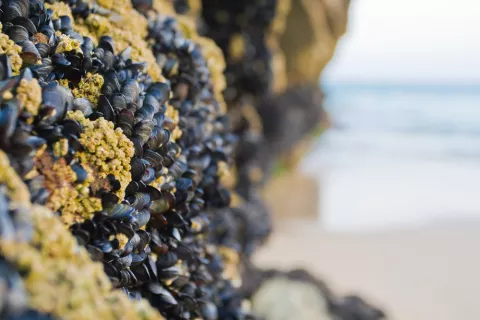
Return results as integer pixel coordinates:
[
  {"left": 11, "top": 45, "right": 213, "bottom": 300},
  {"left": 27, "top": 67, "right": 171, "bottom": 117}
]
[
  {"left": 116, "top": 108, "right": 134, "bottom": 136},
  {"left": 147, "top": 283, "right": 178, "bottom": 306},
  {"left": 133, "top": 209, "right": 150, "bottom": 229},
  {"left": 122, "top": 79, "right": 140, "bottom": 104},
  {"left": 11, "top": 17, "right": 36, "bottom": 35},
  {"left": 146, "top": 82, "right": 170, "bottom": 105},
  {"left": 102, "top": 70, "right": 121, "bottom": 96},
  {"left": 150, "top": 192, "right": 175, "bottom": 215},
  {"left": 155, "top": 251, "right": 178, "bottom": 269},
  {"left": 0, "top": 55, "right": 12, "bottom": 81},
  {"left": 97, "top": 95, "right": 116, "bottom": 122},
  {"left": 71, "top": 164, "right": 88, "bottom": 183},
  {"left": 72, "top": 97, "right": 93, "bottom": 116},
  {"left": 105, "top": 204, "right": 136, "bottom": 219},
  {"left": 143, "top": 150, "right": 163, "bottom": 170},
  {"left": 19, "top": 40, "right": 41, "bottom": 64},
  {"left": 129, "top": 192, "right": 151, "bottom": 210},
  {"left": 6, "top": 24, "right": 29, "bottom": 42},
  {"left": 59, "top": 16, "right": 73, "bottom": 32},
  {"left": 0, "top": 100, "right": 19, "bottom": 147},
  {"left": 2, "top": 0, "right": 29, "bottom": 22},
  {"left": 130, "top": 157, "right": 147, "bottom": 181}
]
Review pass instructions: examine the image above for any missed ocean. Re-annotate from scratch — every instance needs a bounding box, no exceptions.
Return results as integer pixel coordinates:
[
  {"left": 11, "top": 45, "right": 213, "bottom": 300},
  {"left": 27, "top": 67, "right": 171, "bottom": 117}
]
[{"left": 301, "top": 84, "right": 480, "bottom": 231}]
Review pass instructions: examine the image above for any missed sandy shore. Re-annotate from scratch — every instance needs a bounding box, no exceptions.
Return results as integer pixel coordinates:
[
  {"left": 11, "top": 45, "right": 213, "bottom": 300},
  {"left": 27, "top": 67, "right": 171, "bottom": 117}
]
[{"left": 253, "top": 218, "right": 480, "bottom": 320}]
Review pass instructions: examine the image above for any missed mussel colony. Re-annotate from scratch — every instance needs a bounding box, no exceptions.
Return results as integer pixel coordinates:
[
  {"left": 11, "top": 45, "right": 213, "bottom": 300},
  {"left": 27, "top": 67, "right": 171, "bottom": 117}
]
[
  {"left": 0, "top": 0, "right": 262, "bottom": 318},
  {"left": 0, "top": 0, "right": 385, "bottom": 319}
]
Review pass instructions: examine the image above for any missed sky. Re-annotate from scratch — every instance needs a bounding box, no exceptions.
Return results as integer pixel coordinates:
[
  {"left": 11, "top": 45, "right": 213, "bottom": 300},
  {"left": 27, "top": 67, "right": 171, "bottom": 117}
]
[{"left": 323, "top": 0, "right": 480, "bottom": 85}]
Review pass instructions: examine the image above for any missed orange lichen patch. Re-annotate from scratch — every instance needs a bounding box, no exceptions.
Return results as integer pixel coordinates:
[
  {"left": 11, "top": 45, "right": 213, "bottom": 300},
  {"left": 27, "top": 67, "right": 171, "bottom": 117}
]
[
  {"left": 67, "top": 111, "right": 134, "bottom": 200},
  {"left": 44, "top": 2, "right": 74, "bottom": 20},
  {"left": 71, "top": 72, "right": 104, "bottom": 105},
  {"left": 16, "top": 78, "right": 42, "bottom": 117},
  {"left": 0, "top": 30, "right": 23, "bottom": 75},
  {"left": 0, "top": 204, "right": 166, "bottom": 320},
  {"left": 55, "top": 34, "right": 82, "bottom": 54}
]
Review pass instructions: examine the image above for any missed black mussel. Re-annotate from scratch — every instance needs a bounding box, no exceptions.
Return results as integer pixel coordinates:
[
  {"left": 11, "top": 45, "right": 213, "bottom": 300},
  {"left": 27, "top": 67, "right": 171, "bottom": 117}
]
[
  {"left": 111, "top": 93, "right": 128, "bottom": 111},
  {"left": 155, "top": 251, "right": 178, "bottom": 269},
  {"left": 148, "top": 283, "right": 178, "bottom": 307},
  {"left": 2, "top": 0, "right": 29, "bottom": 22},
  {"left": 134, "top": 119, "right": 154, "bottom": 144},
  {"left": 146, "top": 82, "right": 170, "bottom": 105},
  {"left": 0, "top": 55, "right": 12, "bottom": 81},
  {"left": 102, "top": 70, "right": 121, "bottom": 96},
  {"left": 117, "top": 108, "right": 134, "bottom": 137},
  {"left": 40, "top": 82, "right": 72, "bottom": 124},
  {"left": 130, "top": 157, "right": 146, "bottom": 181},
  {"left": 97, "top": 95, "right": 115, "bottom": 122},
  {"left": 19, "top": 40, "right": 41, "bottom": 64},
  {"left": 0, "top": 100, "right": 19, "bottom": 147},
  {"left": 141, "top": 167, "right": 155, "bottom": 184},
  {"left": 105, "top": 204, "right": 136, "bottom": 220},
  {"left": 122, "top": 79, "right": 139, "bottom": 104},
  {"left": 150, "top": 192, "right": 175, "bottom": 215},
  {"left": 129, "top": 192, "right": 151, "bottom": 210},
  {"left": 72, "top": 98, "right": 93, "bottom": 116},
  {"left": 143, "top": 150, "right": 163, "bottom": 170}
]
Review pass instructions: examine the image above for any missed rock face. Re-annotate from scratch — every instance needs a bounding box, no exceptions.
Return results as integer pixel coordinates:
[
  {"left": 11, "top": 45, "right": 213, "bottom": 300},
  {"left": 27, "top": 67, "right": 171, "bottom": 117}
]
[{"left": 280, "top": 0, "right": 350, "bottom": 88}]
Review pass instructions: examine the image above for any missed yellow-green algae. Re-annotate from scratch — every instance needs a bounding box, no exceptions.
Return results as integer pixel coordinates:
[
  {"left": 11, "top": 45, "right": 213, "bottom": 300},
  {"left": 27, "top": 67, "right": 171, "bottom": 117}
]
[
  {"left": 67, "top": 110, "right": 134, "bottom": 200},
  {"left": 71, "top": 72, "right": 104, "bottom": 105},
  {"left": 0, "top": 23, "right": 23, "bottom": 75},
  {"left": 16, "top": 77, "right": 42, "bottom": 117},
  {"left": 0, "top": 151, "right": 165, "bottom": 320}
]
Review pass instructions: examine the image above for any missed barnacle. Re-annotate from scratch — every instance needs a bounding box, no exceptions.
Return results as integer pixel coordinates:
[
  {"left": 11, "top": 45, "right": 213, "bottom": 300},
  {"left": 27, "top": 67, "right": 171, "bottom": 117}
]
[
  {"left": 67, "top": 111, "right": 134, "bottom": 200},
  {"left": 0, "top": 151, "right": 30, "bottom": 205},
  {"left": 1, "top": 205, "right": 166, "bottom": 320},
  {"left": 55, "top": 34, "right": 82, "bottom": 54},
  {"left": 44, "top": 2, "right": 74, "bottom": 20},
  {"left": 35, "top": 153, "right": 101, "bottom": 224},
  {"left": 16, "top": 78, "right": 42, "bottom": 117},
  {"left": 0, "top": 31, "right": 22, "bottom": 75},
  {"left": 71, "top": 73, "right": 104, "bottom": 105}
]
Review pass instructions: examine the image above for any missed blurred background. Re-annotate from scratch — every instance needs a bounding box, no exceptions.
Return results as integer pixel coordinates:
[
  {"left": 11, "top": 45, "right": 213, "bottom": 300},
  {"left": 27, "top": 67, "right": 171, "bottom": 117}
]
[{"left": 255, "top": 0, "right": 480, "bottom": 319}]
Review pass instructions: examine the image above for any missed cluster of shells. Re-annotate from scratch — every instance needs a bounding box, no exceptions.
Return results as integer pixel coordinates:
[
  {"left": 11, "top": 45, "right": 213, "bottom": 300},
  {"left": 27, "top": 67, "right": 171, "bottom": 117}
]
[{"left": 0, "top": 0, "right": 269, "bottom": 319}]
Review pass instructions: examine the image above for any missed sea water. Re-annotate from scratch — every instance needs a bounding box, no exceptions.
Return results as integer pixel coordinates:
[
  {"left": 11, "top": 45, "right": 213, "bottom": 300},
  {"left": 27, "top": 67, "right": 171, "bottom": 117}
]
[{"left": 301, "top": 84, "right": 480, "bottom": 231}]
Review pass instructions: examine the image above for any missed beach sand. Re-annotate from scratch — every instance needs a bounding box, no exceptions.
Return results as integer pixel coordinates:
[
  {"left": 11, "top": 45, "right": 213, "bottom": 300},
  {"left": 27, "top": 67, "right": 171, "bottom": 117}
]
[{"left": 253, "top": 218, "right": 480, "bottom": 320}]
